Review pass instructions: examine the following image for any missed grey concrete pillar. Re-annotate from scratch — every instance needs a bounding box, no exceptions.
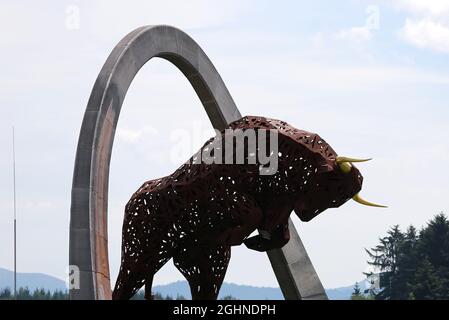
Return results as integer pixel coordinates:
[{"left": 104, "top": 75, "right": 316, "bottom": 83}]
[
  {"left": 69, "top": 25, "right": 327, "bottom": 300},
  {"left": 267, "top": 220, "right": 327, "bottom": 299}
]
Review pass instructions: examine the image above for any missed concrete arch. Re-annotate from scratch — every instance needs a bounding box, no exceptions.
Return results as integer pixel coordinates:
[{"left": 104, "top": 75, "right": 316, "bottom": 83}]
[{"left": 69, "top": 25, "right": 327, "bottom": 300}]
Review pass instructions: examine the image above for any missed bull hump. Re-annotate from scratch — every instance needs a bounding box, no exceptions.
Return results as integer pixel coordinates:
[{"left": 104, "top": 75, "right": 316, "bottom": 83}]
[
  {"left": 229, "top": 116, "right": 337, "bottom": 160},
  {"left": 130, "top": 115, "right": 338, "bottom": 200}
]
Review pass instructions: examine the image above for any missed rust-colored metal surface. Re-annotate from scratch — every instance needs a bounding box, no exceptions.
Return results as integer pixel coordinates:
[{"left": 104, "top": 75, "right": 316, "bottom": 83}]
[{"left": 113, "top": 116, "right": 363, "bottom": 300}]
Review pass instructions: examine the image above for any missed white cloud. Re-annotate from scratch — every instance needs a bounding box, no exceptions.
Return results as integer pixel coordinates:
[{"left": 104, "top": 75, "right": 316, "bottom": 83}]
[
  {"left": 400, "top": 18, "right": 449, "bottom": 53},
  {"left": 392, "top": 0, "right": 449, "bottom": 53},
  {"left": 117, "top": 126, "right": 159, "bottom": 143},
  {"left": 395, "top": 0, "right": 449, "bottom": 16},
  {"left": 334, "top": 26, "right": 373, "bottom": 41},
  {"left": 332, "top": 4, "right": 379, "bottom": 43},
  {"left": 85, "top": 0, "right": 251, "bottom": 39}
]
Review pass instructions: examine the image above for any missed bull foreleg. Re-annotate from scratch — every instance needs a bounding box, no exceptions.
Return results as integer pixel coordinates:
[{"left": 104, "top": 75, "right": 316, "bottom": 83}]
[{"left": 243, "top": 223, "right": 290, "bottom": 251}]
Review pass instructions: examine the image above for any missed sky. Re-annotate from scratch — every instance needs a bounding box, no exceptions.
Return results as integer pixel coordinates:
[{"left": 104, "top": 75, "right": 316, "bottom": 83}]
[{"left": 0, "top": 0, "right": 448, "bottom": 291}]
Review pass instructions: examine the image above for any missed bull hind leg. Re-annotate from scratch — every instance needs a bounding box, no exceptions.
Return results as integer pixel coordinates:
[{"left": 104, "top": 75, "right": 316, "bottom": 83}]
[
  {"left": 113, "top": 250, "right": 172, "bottom": 300},
  {"left": 113, "top": 213, "right": 174, "bottom": 299},
  {"left": 173, "top": 245, "right": 231, "bottom": 300},
  {"left": 113, "top": 264, "right": 146, "bottom": 300}
]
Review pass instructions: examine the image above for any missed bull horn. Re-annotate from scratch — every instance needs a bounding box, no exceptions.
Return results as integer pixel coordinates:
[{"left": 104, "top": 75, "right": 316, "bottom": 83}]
[
  {"left": 336, "top": 157, "right": 372, "bottom": 164},
  {"left": 352, "top": 193, "right": 387, "bottom": 208}
]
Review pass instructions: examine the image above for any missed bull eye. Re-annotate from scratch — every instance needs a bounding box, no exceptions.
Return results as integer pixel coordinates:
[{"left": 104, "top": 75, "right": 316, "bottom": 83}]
[{"left": 338, "top": 162, "right": 352, "bottom": 174}]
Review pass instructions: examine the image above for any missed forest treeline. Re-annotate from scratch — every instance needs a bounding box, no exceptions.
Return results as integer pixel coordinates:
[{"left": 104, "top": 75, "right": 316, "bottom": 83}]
[
  {"left": 352, "top": 213, "right": 449, "bottom": 300},
  {"left": 0, "top": 287, "right": 237, "bottom": 300}
]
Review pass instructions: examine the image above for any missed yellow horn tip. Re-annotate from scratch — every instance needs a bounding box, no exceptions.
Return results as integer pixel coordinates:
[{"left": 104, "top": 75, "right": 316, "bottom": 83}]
[
  {"left": 336, "top": 157, "right": 372, "bottom": 164},
  {"left": 352, "top": 193, "right": 387, "bottom": 208}
]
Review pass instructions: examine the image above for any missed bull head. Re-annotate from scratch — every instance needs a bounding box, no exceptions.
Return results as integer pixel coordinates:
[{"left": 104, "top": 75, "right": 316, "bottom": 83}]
[{"left": 294, "top": 154, "right": 387, "bottom": 222}]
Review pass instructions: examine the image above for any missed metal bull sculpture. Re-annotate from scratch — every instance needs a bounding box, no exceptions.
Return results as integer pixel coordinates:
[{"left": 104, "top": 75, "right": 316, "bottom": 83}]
[{"left": 113, "top": 116, "right": 386, "bottom": 300}]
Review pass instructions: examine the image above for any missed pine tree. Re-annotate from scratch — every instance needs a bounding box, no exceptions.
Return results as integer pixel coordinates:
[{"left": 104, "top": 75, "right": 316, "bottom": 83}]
[
  {"left": 153, "top": 292, "right": 164, "bottom": 300},
  {"left": 411, "top": 214, "right": 449, "bottom": 299},
  {"left": 365, "top": 225, "right": 405, "bottom": 299},
  {"left": 0, "top": 288, "right": 12, "bottom": 300},
  {"left": 394, "top": 225, "right": 419, "bottom": 299},
  {"left": 365, "top": 213, "right": 449, "bottom": 300},
  {"left": 351, "top": 282, "right": 364, "bottom": 300}
]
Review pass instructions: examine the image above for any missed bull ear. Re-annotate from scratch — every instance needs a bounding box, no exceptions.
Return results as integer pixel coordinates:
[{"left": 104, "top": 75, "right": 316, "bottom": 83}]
[{"left": 338, "top": 161, "right": 352, "bottom": 174}]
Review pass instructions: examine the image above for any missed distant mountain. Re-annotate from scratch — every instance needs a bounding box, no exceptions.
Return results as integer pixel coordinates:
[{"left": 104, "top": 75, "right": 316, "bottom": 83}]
[
  {"left": 153, "top": 280, "right": 366, "bottom": 300},
  {"left": 0, "top": 267, "right": 363, "bottom": 299},
  {"left": 0, "top": 268, "right": 66, "bottom": 292},
  {"left": 153, "top": 281, "right": 283, "bottom": 300},
  {"left": 326, "top": 281, "right": 367, "bottom": 300}
]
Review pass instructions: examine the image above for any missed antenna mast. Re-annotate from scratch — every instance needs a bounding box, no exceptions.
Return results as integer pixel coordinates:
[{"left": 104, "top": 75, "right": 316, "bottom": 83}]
[{"left": 12, "top": 127, "right": 17, "bottom": 299}]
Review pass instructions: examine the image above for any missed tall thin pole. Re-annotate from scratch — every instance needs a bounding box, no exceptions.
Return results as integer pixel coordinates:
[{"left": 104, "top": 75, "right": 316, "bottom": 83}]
[{"left": 12, "top": 127, "right": 17, "bottom": 299}]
